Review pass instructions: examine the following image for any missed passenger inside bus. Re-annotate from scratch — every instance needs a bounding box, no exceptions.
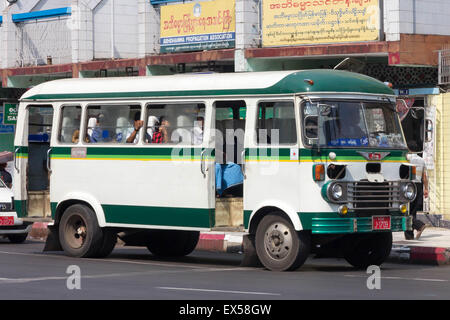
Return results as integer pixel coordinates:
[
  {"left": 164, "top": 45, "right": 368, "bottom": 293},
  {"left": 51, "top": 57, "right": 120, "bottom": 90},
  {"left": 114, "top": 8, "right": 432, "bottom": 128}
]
[
  {"left": 72, "top": 130, "right": 80, "bottom": 143},
  {"left": 150, "top": 117, "right": 171, "bottom": 143},
  {"left": 87, "top": 117, "right": 102, "bottom": 143},
  {"left": 146, "top": 116, "right": 159, "bottom": 141},
  {"left": 215, "top": 150, "right": 244, "bottom": 197},
  {"left": 192, "top": 112, "right": 204, "bottom": 145},
  {"left": 125, "top": 112, "right": 143, "bottom": 143}
]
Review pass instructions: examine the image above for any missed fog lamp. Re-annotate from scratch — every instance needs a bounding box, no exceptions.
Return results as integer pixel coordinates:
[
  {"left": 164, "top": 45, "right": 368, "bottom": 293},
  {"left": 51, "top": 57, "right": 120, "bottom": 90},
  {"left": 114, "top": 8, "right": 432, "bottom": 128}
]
[
  {"left": 338, "top": 205, "right": 348, "bottom": 216},
  {"left": 400, "top": 204, "right": 408, "bottom": 214}
]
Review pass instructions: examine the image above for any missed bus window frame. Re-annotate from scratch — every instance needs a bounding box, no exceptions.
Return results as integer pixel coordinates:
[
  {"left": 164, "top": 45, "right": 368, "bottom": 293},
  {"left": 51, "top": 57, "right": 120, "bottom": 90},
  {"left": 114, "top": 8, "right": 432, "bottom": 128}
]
[
  {"left": 25, "top": 104, "right": 54, "bottom": 144},
  {"left": 57, "top": 104, "right": 82, "bottom": 145},
  {"left": 83, "top": 101, "right": 144, "bottom": 145},
  {"left": 299, "top": 97, "right": 408, "bottom": 150},
  {"left": 254, "top": 99, "right": 298, "bottom": 147},
  {"left": 144, "top": 100, "right": 207, "bottom": 146}
]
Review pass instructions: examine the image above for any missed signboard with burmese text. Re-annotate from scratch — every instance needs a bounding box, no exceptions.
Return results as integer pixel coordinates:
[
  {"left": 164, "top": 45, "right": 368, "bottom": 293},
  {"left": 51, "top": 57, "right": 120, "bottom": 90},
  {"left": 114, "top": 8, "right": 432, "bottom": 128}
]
[
  {"left": 262, "top": 0, "right": 382, "bottom": 47},
  {"left": 160, "top": 0, "right": 236, "bottom": 53}
]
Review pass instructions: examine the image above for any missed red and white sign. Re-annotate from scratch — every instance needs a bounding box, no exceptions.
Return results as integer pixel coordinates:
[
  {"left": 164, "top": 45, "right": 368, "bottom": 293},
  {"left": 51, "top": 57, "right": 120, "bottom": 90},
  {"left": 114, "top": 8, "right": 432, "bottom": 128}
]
[
  {"left": 372, "top": 216, "right": 391, "bottom": 231},
  {"left": 0, "top": 216, "right": 14, "bottom": 226}
]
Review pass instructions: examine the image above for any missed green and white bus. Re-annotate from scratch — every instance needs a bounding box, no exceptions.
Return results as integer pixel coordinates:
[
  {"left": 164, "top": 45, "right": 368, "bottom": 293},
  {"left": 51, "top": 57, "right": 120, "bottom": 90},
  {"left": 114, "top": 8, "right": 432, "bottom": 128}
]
[{"left": 13, "top": 70, "right": 417, "bottom": 271}]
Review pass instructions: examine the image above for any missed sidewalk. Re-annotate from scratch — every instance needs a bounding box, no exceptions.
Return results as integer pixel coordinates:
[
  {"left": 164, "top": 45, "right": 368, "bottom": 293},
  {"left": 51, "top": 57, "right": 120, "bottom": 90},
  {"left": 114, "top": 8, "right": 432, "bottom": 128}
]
[
  {"left": 390, "top": 228, "right": 450, "bottom": 265},
  {"left": 29, "top": 223, "right": 450, "bottom": 265}
]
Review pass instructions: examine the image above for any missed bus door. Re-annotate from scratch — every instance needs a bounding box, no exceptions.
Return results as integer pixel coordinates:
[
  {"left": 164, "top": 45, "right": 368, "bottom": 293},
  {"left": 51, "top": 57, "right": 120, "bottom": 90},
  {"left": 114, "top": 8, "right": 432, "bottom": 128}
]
[
  {"left": 213, "top": 101, "right": 246, "bottom": 228},
  {"left": 397, "top": 98, "right": 435, "bottom": 212},
  {"left": 243, "top": 99, "right": 300, "bottom": 227},
  {"left": 14, "top": 104, "right": 54, "bottom": 218}
]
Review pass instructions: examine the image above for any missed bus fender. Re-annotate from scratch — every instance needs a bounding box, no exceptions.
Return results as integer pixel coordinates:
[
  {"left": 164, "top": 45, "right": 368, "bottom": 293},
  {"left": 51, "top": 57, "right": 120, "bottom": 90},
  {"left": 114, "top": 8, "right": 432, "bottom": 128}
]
[
  {"left": 248, "top": 201, "right": 303, "bottom": 232},
  {"left": 55, "top": 192, "right": 107, "bottom": 227}
]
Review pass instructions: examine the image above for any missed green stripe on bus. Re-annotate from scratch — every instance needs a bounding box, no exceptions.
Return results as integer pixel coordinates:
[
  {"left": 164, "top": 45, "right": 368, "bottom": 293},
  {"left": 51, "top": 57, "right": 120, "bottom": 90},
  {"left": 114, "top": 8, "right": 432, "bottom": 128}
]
[
  {"left": 19, "top": 145, "right": 407, "bottom": 162},
  {"left": 299, "top": 148, "right": 407, "bottom": 162},
  {"left": 102, "top": 204, "right": 212, "bottom": 228},
  {"left": 244, "top": 148, "right": 407, "bottom": 162},
  {"left": 245, "top": 211, "right": 406, "bottom": 233},
  {"left": 50, "top": 146, "right": 212, "bottom": 160},
  {"left": 299, "top": 211, "right": 405, "bottom": 233},
  {"left": 14, "top": 200, "right": 27, "bottom": 218}
]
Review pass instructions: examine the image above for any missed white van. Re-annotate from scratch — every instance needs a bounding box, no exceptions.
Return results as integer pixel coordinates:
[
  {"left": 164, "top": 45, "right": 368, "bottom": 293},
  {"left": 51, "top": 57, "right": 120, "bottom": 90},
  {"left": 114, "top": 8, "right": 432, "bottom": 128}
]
[{"left": 0, "top": 179, "right": 32, "bottom": 243}]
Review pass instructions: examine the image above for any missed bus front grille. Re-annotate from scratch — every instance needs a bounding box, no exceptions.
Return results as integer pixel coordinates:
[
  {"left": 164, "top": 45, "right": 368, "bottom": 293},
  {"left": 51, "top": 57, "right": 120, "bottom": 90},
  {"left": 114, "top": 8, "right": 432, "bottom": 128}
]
[{"left": 347, "top": 181, "right": 401, "bottom": 215}]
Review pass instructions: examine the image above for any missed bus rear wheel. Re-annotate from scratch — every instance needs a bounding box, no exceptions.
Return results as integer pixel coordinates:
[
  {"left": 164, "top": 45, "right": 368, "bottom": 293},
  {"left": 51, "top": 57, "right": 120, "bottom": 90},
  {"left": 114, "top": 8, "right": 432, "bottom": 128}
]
[
  {"left": 255, "top": 213, "right": 310, "bottom": 271},
  {"left": 59, "top": 204, "right": 114, "bottom": 258},
  {"left": 146, "top": 230, "right": 199, "bottom": 257},
  {"left": 343, "top": 232, "right": 393, "bottom": 269}
]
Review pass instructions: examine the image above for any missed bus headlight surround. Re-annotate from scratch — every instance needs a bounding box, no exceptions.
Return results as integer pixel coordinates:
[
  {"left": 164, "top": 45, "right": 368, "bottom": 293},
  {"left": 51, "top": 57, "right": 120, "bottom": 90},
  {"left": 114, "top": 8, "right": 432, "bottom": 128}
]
[
  {"left": 328, "top": 182, "right": 346, "bottom": 202},
  {"left": 322, "top": 182, "right": 347, "bottom": 203},
  {"left": 402, "top": 182, "right": 416, "bottom": 201}
]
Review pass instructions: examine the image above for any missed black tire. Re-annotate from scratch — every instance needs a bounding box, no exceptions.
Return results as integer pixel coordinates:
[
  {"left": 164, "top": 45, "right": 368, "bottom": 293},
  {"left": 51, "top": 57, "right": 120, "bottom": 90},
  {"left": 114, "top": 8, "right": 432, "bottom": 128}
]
[
  {"left": 7, "top": 233, "right": 28, "bottom": 244},
  {"left": 146, "top": 230, "right": 199, "bottom": 257},
  {"left": 343, "top": 232, "right": 393, "bottom": 269},
  {"left": 93, "top": 229, "right": 117, "bottom": 258},
  {"left": 58, "top": 204, "right": 104, "bottom": 258},
  {"left": 255, "top": 213, "right": 310, "bottom": 271}
]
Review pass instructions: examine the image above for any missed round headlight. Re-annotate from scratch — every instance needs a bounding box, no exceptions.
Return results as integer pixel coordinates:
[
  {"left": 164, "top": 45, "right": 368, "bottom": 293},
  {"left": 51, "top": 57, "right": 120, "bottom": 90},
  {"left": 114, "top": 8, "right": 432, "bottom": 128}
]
[
  {"left": 331, "top": 183, "right": 344, "bottom": 200},
  {"left": 402, "top": 183, "right": 416, "bottom": 201}
]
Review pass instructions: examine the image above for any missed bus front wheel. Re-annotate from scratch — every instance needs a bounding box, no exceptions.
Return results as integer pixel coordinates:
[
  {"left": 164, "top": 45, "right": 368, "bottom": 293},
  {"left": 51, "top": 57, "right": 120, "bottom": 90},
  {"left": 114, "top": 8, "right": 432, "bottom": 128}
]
[
  {"left": 343, "top": 232, "right": 393, "bottom": 269},
  {"left": 59, "top": 204, "right": 115, "bottom": 258},
  {"left": 255, "top": 213, "right": 310, "bottom": 271},
  {"left": 146, "top": 230, "right": 199, "bottom": 257}
]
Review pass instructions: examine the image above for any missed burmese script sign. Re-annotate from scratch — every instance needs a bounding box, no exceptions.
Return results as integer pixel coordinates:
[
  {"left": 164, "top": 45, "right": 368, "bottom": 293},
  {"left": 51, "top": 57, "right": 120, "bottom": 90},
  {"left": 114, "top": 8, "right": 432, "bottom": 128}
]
[
  {"left": 263, "top": 0, "right": 381, "bottom": 47},
  {"left": 160, "top": 0, "right": 235, "bottom": 53}
]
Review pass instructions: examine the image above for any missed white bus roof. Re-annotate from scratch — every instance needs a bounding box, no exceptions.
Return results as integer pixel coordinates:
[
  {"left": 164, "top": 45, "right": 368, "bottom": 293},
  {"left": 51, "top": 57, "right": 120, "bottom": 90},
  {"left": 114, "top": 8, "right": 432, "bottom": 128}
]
[{"left": 20, "top": 70, "right": 394, "bottom": 101}]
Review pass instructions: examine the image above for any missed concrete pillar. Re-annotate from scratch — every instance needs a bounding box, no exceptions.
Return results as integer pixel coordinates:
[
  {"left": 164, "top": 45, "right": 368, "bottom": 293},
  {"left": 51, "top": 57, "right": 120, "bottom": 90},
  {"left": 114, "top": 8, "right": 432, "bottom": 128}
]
[
  {"left": 1, "top": 5, "right": 19, "bottom": 71},
  {"left": 71, "top": 0, "right": 94, "bottom": 63},
  {"left": 138, "top": 0, "right": 160, "bottom": 58},
  {"left": 234, "top": 0, "right": 260, "bottom": 72}
]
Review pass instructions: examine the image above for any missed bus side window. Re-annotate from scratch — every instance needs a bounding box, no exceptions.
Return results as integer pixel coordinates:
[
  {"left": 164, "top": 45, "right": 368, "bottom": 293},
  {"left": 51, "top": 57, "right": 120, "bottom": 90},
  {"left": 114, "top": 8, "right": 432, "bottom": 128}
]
[
  {"left": 59, "top": 106, "right": 81, "bottom": 144},
  {"left": 85, "top": 104, "right": 141, "bottom": 144},
  {"left": 145, "top": 103, "right": 205, "bottom": 144},
  {"left": 256, "top": 101, "right": 296, "bottom": 145}
]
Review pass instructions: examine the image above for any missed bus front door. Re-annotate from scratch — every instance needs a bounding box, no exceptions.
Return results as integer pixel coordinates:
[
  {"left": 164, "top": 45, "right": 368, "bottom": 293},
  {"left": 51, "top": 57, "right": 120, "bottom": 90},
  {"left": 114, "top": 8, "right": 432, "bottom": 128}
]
[{"left": 14, "top": 105, "right": 53, "bottom": 219}]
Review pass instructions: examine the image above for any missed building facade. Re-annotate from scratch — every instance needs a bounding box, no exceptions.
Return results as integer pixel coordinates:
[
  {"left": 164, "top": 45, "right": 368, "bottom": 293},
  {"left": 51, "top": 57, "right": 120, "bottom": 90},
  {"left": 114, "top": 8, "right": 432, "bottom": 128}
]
[{"left": 1, "top": 0, "right": 450, "bottom": 221}]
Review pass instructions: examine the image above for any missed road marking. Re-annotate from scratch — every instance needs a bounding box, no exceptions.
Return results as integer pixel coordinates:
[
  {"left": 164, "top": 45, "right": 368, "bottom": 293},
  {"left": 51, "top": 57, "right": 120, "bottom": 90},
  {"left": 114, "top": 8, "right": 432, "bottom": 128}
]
[
  {"left": 157, "top": 286, "right": 281, "bottom": 296},
  {"left": 0, "top": 270, "right": 201, "bottom": 285},
  {"left": 0, "top": 250, "right": 247, "bottom": 271},
  {"left": 0, "top": 250, "right": 251, "bottom": 285},
  {"left": 344, "top": 275, "right": 449, "bottom": 282}
]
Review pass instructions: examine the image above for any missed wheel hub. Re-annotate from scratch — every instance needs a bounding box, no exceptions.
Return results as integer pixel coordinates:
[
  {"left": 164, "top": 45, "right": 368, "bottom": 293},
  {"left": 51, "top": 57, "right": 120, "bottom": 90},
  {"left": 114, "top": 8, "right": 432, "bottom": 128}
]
[
  {"left": 264, "top": 222, "right": 293, "bottom": 260},
  {"left": 65, "top": 215, "right": 87, "bottom": 249}
]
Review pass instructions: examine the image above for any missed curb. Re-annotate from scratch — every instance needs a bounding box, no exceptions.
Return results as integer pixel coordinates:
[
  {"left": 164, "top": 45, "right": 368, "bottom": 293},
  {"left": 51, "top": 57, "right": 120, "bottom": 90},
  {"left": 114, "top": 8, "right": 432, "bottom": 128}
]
[
  {"left": 196, "top": 233, "right": 243, "bottom": 253},
  {"left": 29, "top": 222, "right": 49, "bottom": 240},
  {"left": 389, "top": 245, "right": 450, "bottom": 265},
  {"left": 29, "top": 223, "right": 450, "bottom": 265}
]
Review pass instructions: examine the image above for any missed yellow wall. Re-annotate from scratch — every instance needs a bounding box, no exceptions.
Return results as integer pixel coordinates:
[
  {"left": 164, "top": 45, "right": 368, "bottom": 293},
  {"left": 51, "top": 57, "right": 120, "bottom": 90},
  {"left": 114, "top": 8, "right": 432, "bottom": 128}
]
[{"left": 428, "top": 93, "right": 450, "bottom": 220}]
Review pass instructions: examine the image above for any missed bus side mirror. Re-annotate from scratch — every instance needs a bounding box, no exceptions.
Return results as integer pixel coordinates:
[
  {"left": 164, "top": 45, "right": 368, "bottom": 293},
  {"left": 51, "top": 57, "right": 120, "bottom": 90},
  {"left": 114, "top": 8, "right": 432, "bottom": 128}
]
[
  {"left": 425, "top": 119, "right": 433, "bottom": 142},
  {"left": 396, "top": 99, "right": 409, "bottom": 121},
  {"left": 304, "top": 115, "right": 318, "bottom": 144}
]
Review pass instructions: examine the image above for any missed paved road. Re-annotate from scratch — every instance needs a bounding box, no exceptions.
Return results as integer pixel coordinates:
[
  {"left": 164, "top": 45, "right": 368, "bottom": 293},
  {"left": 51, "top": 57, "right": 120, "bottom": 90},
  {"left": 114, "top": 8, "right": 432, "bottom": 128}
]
[{"left": 0, "top": 239, "right": 449, "bottom": 300}]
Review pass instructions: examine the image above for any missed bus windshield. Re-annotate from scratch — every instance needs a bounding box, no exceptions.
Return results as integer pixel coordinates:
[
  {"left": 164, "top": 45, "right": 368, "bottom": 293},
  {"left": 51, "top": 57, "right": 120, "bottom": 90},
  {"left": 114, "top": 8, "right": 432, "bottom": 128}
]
[{"left": 303, "top": 100, "right": 407, "bottom": 149}]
